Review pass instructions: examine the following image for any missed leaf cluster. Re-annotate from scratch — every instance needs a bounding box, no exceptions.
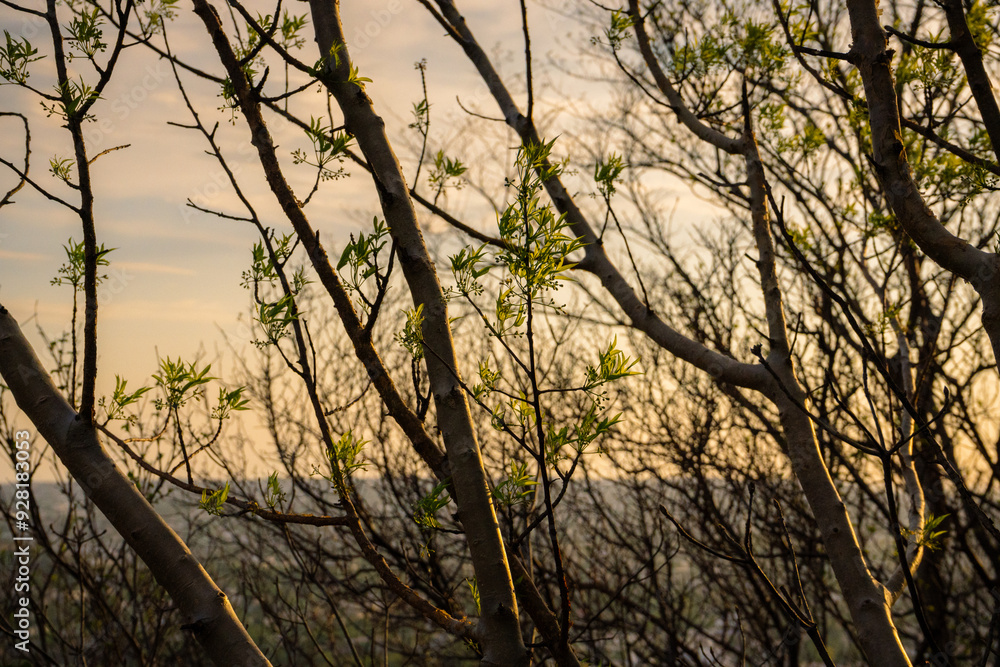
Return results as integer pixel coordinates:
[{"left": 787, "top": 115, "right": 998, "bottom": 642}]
[
  {"left": 241, "top": 234, "right": 310, "bottom": 348},
  {"left": 50, "top": 238, "right": 113, "bottom": 290},
  {"left": 152, "top": 357, "right": 215, "bottom": 411},
  {"left": 199, "top": 481, "right": 230, "bottom": 516},
  {"left": 290, "top": 116, "right": 351, "bottom": 181},
  {"left": 493, "top": 460, "right": 537, "bottom": 508},
  {"left": 0, "top": 32, "right": 43, "bottom": 84},
  {"left": 322, "top": 430, "right": 369, "bottom": 478},
  {"left": 99, "top": 375, "right": 151, "bottom": 425},
  {"left": 66, "top": 9, "right": 107, "bottom": 59},
  {"left": 413, "top": 479, "right": 451, "bottom": 529}
]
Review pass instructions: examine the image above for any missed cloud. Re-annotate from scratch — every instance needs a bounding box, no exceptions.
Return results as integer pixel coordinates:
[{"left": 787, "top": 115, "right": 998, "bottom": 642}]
[
  {"left": 102, "top": 297, "right": 235, "bottom": 323},
  {"left": 0, "top": 248, "right": 48, "bottom": 262},
  {"left": 115, "top": 261, "right": 197, "bottom": 276}
]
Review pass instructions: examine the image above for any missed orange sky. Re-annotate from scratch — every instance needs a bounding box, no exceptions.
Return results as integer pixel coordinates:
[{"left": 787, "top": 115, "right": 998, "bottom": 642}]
[{"left": 0, "top": 0, "right": 701, "bottom": 481}]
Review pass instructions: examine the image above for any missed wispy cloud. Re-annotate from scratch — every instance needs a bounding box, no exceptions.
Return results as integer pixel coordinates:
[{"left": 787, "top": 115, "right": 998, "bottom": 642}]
[
  {"left": 115, "top": 261, "right": 197, "bottom": 276},
  {"left": 103, "top": 298, "right": 233, "bottom": 322},
  {"left": 0, "top": 248, "right": 48, "bottom": 262}
]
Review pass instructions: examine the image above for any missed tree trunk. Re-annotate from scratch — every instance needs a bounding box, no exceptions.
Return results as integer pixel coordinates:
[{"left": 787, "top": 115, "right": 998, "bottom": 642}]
[
  {"left": 845, "top": 0, "right": 1000, "bottom": 369},
  {"left": 0, "top": 305, "right": 270, "bottom": 667},
  {"left": 305, "top": 4, "right": 529, "bottom": 664}
]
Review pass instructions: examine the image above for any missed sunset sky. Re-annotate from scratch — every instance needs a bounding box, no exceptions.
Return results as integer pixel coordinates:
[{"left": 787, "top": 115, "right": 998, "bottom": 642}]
[
  {"left": 0, "top": 0, "right": 704, "bottom": 479},
  {"left": 2, "top": 2, "right": 543, "bottom": 369}
]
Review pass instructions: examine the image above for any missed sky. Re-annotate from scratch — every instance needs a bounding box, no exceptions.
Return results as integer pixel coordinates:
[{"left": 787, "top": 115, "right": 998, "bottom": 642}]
[
  {"left": 0, "top": 0, "right": 704, "bottom": 480},
  {"left": 2, "top": 1, "right": 535, "bottom": 372}
]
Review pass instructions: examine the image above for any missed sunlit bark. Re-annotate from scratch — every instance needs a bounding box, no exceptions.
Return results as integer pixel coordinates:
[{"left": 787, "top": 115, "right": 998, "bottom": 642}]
[{"left": 846, "top": 0, "right": 1000, "bottom": 369}]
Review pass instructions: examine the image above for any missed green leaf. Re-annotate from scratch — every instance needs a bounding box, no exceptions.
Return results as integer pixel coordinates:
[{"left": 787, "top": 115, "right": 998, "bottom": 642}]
[
  {"left": 265, "top": 471, "right": 286, "bottom": 509},
  {"left": 594, "top": 153, "right": 626, "bottom": 198},
  {"left": 585, "top": 336, "right": 641, "bottom": 390},
  {"left": 199, "top": 481, "right": 230, "bottom": 516},
  {"left": 413, "top": 479, "right": 451, "bottom": 529},
  {"left": 326, "top": 430, "right": 369, "bottom": 476},
  {"left": 101, "top": 376, "right": 152, "bottom": 423},
  {"left": 153, "top": 357, "right": 216, "bottom": 410},
  {"left": 0, "top": 32, "right": 43, "bottom": 84},
  {"left": 466, "top": 578, "right": 481, "bottom": 615},
  {"left": 396, "top": 304, "right": 425, "bottom": 360},
  {"left": 212, "top": 386, "right": 249, "bottom": 420},
  {"left": 337, "top": 243, "right": 353, "bottom": 271},
  {"left": 50, "top": 238, "right": 114, "bottom": 290},
  {"left": 494, "top": 460, "right": 537, "bottom": 508},
  {"left": 67, "top": 9, "right": 107, "bottom": 58}
]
